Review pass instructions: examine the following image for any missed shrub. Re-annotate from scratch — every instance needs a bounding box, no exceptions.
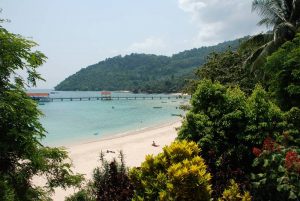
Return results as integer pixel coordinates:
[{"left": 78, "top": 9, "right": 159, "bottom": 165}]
[
  {"left": 218, "top": 180, "right": 251, "bottom": 201},
  {"left": 130, "top": 140, "right": 211, "bottom": 201},
  {"left": 93, "top": 151, "right": 134, "bottom": 201},
  {"left": 178, "top": 80, "right": 287, "bottom": 197},
  {"left": 251, "top": 137, "right": 300, "bottom": 200},
  {"left": 65, "top": 189, "right": 94, "bottom": 201},
  {"left": 65, "top": 151, "right": 134, "bottom": 201}
]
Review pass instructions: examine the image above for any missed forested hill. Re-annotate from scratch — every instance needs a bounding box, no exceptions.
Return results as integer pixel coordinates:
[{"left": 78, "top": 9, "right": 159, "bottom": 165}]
[{"left": 55, "top": 37, "right": 247, "bottom": 93}]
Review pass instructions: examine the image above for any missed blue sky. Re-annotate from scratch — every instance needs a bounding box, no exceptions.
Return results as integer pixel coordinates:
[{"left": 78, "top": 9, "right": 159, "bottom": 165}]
[{"left": 2, "top": 0, "right": 265, "bottom": 89}]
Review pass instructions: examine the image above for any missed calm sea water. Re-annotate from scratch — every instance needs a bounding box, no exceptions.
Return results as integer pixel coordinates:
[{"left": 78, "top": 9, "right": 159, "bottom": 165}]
[{"left": 31, "top": 90, "right": 188, "bottom": 146}]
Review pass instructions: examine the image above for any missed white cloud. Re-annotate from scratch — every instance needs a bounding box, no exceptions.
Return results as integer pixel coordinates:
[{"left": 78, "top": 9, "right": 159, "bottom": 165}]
[
  {"left": 126, "top": 37, "right": 167, "bottom": 55},
  {"left": 178, "top": 0, "right": 206, "bottom": 20},
  {"left": 178, "top": 0, "right": 266, "bottom": 46}
]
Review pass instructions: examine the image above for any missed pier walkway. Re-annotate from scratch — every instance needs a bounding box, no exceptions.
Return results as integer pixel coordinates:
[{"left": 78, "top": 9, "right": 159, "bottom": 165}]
[{"left": 31, "top": 95, "right": 190, "bottom": 102}]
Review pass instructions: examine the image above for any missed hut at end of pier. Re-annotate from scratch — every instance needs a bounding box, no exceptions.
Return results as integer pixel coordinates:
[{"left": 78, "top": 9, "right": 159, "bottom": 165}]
[
  {"left": 26, "top": 93, "right": 51, "bottom": 102},
  {"left": 101, "top": 91, "right": 112, "bottom": 100}
]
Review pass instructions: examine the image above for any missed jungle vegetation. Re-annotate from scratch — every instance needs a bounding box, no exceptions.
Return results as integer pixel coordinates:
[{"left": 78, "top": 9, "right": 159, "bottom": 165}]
[
  {"left": 2, "top": 0, "right": 300, "bottom": 200},
  {"left": 55, "top": 38, "right": 246, "bottom": 93},
  {"left": 0, "top": 19, "right": 83, "bottom": 200}
]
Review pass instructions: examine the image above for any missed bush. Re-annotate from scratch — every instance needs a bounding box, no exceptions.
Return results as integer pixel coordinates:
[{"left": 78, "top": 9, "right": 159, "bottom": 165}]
[
  {"left": 251, "top": 137, "right": 300, "bottom": 200},
  {"left": 65, "top": 151, "right": 134, "bottom": 201},
  {"left": 93, "top": 151, "right": 133, "bottom": 201},
  {"left": 264, "top": 34, "right": 300, "bottom": 111},
  {"left": 130, "top": 140, "right": 211, "bottom": 201},
  {"left": 65, "top": 189, "right": 94, "bottom": 201},
  {"left": 218, "top": 180, "right": 251, "bottom": 201},
  {"left": 178, "top": 80, "right": 287, "bottom": 197}
]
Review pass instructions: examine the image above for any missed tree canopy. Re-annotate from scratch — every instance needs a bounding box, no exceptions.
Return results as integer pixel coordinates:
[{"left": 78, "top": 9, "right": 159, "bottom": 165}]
[
  {"left": 244, "top": 0, "right": 300, "bottom": 76},
  {"left": 0, "top": 22, "right": 83, "bottom": 200},
  {"left": 55, "top": 38, "right": 247, "bottom": 93},
  {"left": 264, "top": 33, "right": 300, "bottom": 110}
]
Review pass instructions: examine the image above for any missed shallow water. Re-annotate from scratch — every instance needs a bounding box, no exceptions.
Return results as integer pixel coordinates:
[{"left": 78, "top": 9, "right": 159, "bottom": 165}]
[{"left": 34, "top": 91, "right": 188, "bottom": 146}]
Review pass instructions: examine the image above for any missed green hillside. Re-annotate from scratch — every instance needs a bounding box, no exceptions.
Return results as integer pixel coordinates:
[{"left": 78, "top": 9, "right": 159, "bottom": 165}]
[{"left": 55, "top": 37, "right": 247, "bottom": 93}]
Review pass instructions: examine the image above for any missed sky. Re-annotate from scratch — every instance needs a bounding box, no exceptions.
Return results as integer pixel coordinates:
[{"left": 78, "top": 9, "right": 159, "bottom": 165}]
[{"left": 1, "top": 0, "right": 266, "bottom": 89}]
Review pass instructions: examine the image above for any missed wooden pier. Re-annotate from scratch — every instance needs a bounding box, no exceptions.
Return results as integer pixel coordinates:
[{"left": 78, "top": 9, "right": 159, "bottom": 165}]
[
  {"left": 26, "top": 92, "right": 190, "bottom": 102},
  {"left": 45, "top": 95, "right": 190, "bottom": 102}
]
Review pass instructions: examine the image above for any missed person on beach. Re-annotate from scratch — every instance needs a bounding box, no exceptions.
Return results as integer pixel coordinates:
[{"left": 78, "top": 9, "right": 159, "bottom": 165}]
[{"left": 152, "top": 141, "right": 159, "bottom": 147}]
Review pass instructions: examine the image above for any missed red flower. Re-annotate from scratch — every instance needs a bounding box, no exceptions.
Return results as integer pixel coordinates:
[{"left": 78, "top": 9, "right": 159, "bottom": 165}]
[
  {"left": 263, "top": 137, "right": 275, "bottom": 151},
  {"left": 285, "top": 151, "right": 300, "bottom": 170},
  {"left": 252, "top": 147, "right": 262, "bottom": 157}
]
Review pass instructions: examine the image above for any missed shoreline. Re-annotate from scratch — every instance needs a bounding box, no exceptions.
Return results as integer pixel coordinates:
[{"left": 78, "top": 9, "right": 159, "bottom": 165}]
[
  {"left": 46, "top": 119, "right": 182, "bottom": 200},
  {"left": 55, "top": 118, "right": 181, "bottom": 148}
]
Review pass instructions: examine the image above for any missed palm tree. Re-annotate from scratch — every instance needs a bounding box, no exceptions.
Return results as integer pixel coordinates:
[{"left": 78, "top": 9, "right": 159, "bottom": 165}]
[{"left": 245, "top": 0, "right": 300, "bottom": 77}]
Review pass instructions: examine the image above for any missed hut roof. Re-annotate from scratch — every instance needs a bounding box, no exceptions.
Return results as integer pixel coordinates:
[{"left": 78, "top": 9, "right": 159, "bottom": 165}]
[
  {"left": 26, "top": 93, "right": 49, "bottom": 97},
  {"left": 101, "top": 91, "right": 111, "bottom": 95}
]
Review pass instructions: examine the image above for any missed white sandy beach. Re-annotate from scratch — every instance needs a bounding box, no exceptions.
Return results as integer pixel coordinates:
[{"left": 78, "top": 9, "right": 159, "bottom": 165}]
[{"left": 48, "top": 120, "right": 181, "bottom": 200}]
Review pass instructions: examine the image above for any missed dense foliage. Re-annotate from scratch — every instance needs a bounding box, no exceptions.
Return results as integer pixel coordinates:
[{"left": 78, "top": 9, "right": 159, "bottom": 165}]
[
  {"left": 264, "top": 34, "right": 300, "bottom": 110},
  {"left": 245, "top": 0, "right": 300, "bottom": 74},
  {"left": 177, "top": 80, "right": 300, "bottom": 199},
  {"left": 56, "top": 0, "right": 300, "bottom": 200},
  {"left": 251, "top": 137, "right": 300, "bottom": 200},
  {"left": 218, "top": 180, "right": 251, "bottom": 201},
  {"left": 66, "top": 151, "right": 134, "bottom": 201},
  {"left": 129, "top": 140, "right": 212, "bottom": 201},
  {"left": 186, "top": 50, "right": 255, "bottom": 94},
  {"left": 55, "top": 38, "right": 246, "bottom": 93},
  {"left": 0, "top": 23, "right": 83, "bottom": 200}
]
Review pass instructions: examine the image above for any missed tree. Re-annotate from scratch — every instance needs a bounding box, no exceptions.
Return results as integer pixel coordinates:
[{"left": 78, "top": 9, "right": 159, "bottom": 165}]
[
  {"left": 245, "top": 0, "right": 300, "bottom": 76},
  {"left": 264, "top": 33, "right": 300, "bottom": 110},
  {"left": 54, "top": 38, "right": 244, "bottom": 93},
  {"left": 178, "top": 80, "right": 287, "bottom": 197},
  {"left": 0, "top": 22, "right": 83, "bottom": 200},
  {"left": 195, "top": 50, "right": 255, "bottom": 94},
  {"left": 130, "top": 140, "right": 212, "bottom": 201},
  {"left": 66, "top": 151, "right": 134, "bottom": 201},
  {"left": 92, "top": 151, "right": 134, "bottom": 201}
]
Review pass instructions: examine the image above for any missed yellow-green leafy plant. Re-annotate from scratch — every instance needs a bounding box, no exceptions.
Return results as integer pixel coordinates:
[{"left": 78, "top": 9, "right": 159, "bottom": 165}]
[
  {"left": 218, "top": 180, "right": 251, "bottom": 201},
  {"left": 130, "top": 140, "right": 211, "bottom": 201}
]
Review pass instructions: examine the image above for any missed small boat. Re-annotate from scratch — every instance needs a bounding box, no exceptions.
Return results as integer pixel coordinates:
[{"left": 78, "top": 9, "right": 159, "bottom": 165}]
[
  {"left": 153, "top": 106, "right": 162, "bottom": 109},
  {"left": 171, "top": 114, "right": 182, "bottom": 117}
]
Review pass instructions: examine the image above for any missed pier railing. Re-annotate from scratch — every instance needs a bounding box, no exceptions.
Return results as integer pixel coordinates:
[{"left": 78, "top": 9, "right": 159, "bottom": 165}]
[{"left": 32, "top": 95, "right": 191, "bottom": 102}]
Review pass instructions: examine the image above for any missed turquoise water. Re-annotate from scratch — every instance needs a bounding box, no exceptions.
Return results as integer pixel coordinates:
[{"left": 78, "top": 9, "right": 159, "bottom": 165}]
[{"left": 35, "top": 91, "right": 188, "bottom": 146}]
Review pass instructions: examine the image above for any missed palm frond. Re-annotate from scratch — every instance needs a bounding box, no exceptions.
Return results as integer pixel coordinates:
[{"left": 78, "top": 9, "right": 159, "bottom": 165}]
[
  {"left": 246, "top": 0, "right": 299, "bottom": 81},
  {"left": 244, "top": 44, "right": 265, "bottom": 69},
  {"left": 257, "top": 18, "right": 277, "bottom": 27},
  {"left": 239, "top": 33, "right": 273, "bottom": 52},
  {"left": 248, "top": 40, "right": 282, "bottom": 76},
  {"left": 252, "top": 0, "right": 287, "bottom": 25}
]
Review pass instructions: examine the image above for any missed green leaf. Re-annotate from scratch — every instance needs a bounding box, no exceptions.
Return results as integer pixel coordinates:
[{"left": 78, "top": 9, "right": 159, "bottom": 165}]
[
  {"left": 277, "top": 165, "right": 285, "bottom": 173},
  {"left": 263, "top": 159, "right": 269, "bottom": 167},
  {"left": 289, "top": 191, "right": 297, "bottom": 199}
]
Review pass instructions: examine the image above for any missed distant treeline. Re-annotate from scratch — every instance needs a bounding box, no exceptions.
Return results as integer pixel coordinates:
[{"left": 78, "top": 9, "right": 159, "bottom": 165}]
[{"left": 55, "top": 37, "right": 248, "bottom": 93}]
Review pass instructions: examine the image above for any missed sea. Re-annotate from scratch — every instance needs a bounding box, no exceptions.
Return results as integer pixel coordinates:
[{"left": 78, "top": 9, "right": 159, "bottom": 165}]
[{"left": 28, "top": 90, "right": 189, "bottom": 146}]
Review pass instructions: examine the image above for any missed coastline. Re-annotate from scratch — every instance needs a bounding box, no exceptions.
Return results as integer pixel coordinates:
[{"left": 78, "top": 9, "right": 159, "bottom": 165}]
[
  {"left": 56, "top": 118, "right": 182, "bottom": 147},
  {"left": 48, "top": 119, "right": 182, "bottom": 200}
]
